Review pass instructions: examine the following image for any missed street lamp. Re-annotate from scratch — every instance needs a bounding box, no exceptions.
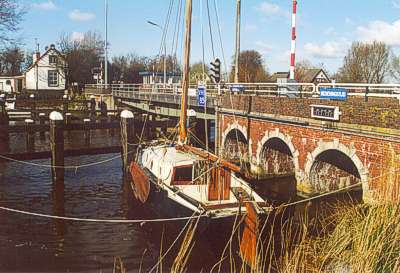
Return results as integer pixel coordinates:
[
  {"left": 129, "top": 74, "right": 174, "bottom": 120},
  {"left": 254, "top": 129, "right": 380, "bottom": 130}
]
[{"left": 147, "top": 20, "right": 167, "bottom": 88}]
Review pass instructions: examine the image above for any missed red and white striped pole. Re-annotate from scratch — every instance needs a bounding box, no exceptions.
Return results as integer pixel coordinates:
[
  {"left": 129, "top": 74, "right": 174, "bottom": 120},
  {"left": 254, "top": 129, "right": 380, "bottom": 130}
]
[{"left": 290, "top": 0, "right": 297, "bottom": 80}]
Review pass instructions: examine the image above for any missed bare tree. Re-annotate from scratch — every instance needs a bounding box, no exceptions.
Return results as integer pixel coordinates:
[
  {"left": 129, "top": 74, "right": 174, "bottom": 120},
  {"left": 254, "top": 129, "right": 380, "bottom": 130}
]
[
  {"left": 110, "top": 54, "right": 149, "bottom": 83},
  {"left": 58, "top": 31, "right": 104, "bottom": 88},
  {"left": 390, "top": 55, "right": 400, "bottom": 82},
  {"left": 229, "top": 50, "right": 269, "bottom": 83},
  {"left": 0, "top": 0, "right": 25, "bottom": 45},
  {"left": 337, "top": 41, "right": 391, "bottom": 83},
  {"left": 0, "top": 45, "right": 24, "bottom": 75}
]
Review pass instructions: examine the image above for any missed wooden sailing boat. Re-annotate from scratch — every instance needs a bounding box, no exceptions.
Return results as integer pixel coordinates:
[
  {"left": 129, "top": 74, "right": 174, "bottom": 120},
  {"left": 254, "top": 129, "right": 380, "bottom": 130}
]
[{"left": 130, "top": 0, "right": 269, "bottom": 227}]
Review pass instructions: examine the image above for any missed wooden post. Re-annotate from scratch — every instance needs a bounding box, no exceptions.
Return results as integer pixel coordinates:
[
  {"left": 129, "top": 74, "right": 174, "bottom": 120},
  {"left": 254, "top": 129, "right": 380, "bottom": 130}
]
[
  {"left": 30, "top": 94, "right": 36, "bottom": 121},
  {"left": 25, "top": 118, "right": 35, "bottom": 152},
  {"left": 120, "top": 110, "right": 135, "bottom": 174},
  {"left": 39, "top": 113, "right": 46, "bottom": 139},
  {"left": 142, "top": 114, "right": 149, "bottom": 140},
  {"left": 49, "top": 111, "right": 64, "bottom": 185},
  {"left": 108, "top": 113, "right": 115, "bottom": 136},
  {"left": 90, "top": 95, "right": 96, "bottom": 119},
  {"left": 63, "top": 94, "right": 69, "bottom": 115},
  {"left": 65, "top": 113, "right": 72, "bottom": 125},
  {"left": 83, "top": 118, "right": 91, "bottom": 146}
]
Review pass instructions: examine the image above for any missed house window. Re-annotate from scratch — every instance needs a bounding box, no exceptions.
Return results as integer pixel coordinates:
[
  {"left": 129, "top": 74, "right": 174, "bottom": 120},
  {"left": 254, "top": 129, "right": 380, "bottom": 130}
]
[
  {"left": 48, "top": 70, "right": 58, "bottom": 87},
  {"left": 49, "top": 55, "right": 58, "bottom": 64}
]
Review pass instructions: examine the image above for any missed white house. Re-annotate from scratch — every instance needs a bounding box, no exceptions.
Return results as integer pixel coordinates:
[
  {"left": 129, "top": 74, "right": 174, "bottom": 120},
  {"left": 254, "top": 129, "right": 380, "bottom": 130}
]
[
  {"left": 25, "top": 44, "right": 67, "bottom": 94},
  {"left": 0, "top": 75, "right": 24, "bottom": 94}
]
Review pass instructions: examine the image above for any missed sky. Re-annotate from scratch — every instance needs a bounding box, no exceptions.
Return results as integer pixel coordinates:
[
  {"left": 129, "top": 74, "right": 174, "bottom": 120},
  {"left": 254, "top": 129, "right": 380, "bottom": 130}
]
[{"left": 16, "top": 0, "right": 400, "bottom": 75}]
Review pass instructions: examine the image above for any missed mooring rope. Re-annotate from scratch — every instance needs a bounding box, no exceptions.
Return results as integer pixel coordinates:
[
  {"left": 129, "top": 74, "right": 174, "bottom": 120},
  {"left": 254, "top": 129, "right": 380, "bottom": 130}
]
[
  {"left": 0, "top": 205, "right": 206, "bottom": 223},
  {"left": 0, "top": 141, "right": 143, "bottom": 170},
  {"left": 0, "top": 152, "right": 126, "bottom": 169}
]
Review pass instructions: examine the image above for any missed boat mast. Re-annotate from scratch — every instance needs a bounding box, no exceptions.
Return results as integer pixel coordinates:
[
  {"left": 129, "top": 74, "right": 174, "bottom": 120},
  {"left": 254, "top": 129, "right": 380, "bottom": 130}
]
[
  {"left": 179, "top": 0, "right": 193, "bottom": 144},
  {"left": 234, "top": 0, "right": 241, "bottom": 83}
]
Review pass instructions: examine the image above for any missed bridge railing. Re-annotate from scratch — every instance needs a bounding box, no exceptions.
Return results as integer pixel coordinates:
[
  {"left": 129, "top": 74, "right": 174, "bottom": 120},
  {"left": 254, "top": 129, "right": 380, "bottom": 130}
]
[
  {"left": 316, "top": 83, "right": 400, "bottom": 99},
  {"left": 104, "top": 82, "right": 316, "bottom": 97},
  {"left": 87, "top": 82, "right": 400, "bottom": 100},
  {"left": 220, "top": 82, "right": 316, "bottom": 97}
]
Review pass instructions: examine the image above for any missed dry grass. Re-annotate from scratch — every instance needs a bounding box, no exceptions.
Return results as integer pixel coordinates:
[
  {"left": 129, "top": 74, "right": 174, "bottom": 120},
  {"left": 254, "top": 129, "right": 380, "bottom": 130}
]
[{"left": 112, "top": 202, "right": 400, "bottom": 273}]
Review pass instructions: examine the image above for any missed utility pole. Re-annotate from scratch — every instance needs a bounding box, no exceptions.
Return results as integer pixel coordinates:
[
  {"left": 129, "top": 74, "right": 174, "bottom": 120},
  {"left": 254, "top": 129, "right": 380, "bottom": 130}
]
[
  {"left": 234, "top": 0, "right": 241, "bottom": 83},
  {"left": 104, "top": 0, "right": 108, "bottom": 86},
  {"left": 35, "top": 38, "right": 39, "bottom": 92},
  {"left": 147, "top": 20, "right": 167, "bottom": 88}
]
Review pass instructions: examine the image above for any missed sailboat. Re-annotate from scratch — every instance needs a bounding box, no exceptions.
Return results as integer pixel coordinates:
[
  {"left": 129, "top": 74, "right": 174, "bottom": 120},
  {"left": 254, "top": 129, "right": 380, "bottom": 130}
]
[{"left": 129, "top": 0, "right": 270, "bottom": 227}]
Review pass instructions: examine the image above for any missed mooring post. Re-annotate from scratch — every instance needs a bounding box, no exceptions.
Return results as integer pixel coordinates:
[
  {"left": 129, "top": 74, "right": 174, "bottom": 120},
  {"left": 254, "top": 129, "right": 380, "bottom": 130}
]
[
  {"left": 49, "top": 111, "right": 64, "bottom": 185},
  {"left": 108, "top": 113, "right": 115, "bottom": 136},
  {"left": 83, "top": 118, "right": 91, "bottom": 146},
  {"left": 120, "top": 110, "right": 135, "bottom": 175},
  {"left": 65, "top": 113, "right": 72, "bottom": 125},
  {"left": 39, "top": 113, "right": 46, "bottom": 139},
  {"left": 30, "top": 94, "right": 36, "bottom": 121},
  {"left": 25, "top": 118, "right": 35, "bottom": 152},
  {"left": 90, "top": 95, "right": 96, "bottom": 119},
  {"left": 63, "top": 94, "right": 69, "bottom": 115}
]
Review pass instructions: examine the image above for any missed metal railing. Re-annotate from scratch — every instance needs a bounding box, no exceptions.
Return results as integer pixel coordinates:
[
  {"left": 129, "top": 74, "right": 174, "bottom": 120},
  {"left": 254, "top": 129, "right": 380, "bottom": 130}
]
[
  {"left": 316, "top": 83, "right": 400, "bottom": 99},
  {"left": 85, "top": 82, "right": 400, "bottom": 100}
]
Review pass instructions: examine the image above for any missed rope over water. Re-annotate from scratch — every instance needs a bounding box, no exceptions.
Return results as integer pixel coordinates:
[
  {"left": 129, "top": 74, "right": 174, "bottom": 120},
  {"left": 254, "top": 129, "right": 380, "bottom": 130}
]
[{"left": 0, "top": 206, "right": 206, "bottom": 223}]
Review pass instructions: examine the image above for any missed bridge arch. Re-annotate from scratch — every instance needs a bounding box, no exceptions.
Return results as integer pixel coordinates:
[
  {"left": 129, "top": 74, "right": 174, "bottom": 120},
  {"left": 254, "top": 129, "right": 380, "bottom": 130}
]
[
  {"left": 255, "top": 129, "right": 300, "bottom": 179},
  {"left": 221, "top": 123, "right": 249, "bottom": 165},
  {"left": 304, "top": 140, "right": 369, "bottom": 195}
]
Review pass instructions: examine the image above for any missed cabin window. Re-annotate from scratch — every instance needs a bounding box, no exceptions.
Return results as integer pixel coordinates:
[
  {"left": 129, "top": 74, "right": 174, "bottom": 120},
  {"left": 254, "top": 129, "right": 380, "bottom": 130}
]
[
  {"left": 48, "top": 70, "right": 58, "bottom": 87},
  {"left": 172, "top": 165, "right": 193, "bottom": 185},
  {"left": 49, "top": 55, "right": 58, "bottom": 64}
]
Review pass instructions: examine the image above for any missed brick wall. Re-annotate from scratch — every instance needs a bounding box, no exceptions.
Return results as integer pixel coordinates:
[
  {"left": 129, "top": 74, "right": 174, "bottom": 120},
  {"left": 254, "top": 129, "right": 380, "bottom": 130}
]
[
  {"left": 220, "top": 113, "right": 400, "bottom": 203},
  {"left": 220, "top": 95, "right": 400, "bottom": 130}
]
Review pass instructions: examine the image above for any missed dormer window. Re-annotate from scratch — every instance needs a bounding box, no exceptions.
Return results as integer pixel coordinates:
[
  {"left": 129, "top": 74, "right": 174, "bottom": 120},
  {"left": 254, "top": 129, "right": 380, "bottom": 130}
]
[{"left": 49, "top": 55, "right": 58, "bottom": 65}]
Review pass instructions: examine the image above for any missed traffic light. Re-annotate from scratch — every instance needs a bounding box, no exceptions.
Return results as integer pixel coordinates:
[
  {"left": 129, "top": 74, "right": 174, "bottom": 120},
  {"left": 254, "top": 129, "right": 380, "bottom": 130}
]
[{"left": 210, "top": 58, "right": 221, "bottom": 84}]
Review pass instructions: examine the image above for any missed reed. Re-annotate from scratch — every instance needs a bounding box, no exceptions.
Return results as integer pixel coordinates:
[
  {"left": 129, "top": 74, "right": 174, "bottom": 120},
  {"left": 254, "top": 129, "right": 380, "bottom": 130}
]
[{"left": 110, "top": 201, "right": 400, "bottom": 273}]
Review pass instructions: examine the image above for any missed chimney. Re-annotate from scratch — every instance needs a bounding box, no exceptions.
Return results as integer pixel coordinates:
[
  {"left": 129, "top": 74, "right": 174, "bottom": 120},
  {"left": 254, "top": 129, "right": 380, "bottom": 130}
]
[{"left": 33, "top": 51, "right": 40, "bottom": 63}]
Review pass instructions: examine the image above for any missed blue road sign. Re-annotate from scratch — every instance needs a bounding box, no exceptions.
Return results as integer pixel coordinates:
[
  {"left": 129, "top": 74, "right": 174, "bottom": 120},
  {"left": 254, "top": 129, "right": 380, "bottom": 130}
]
[
  {"left": 198, "top": 85, "right": 206, "bottom": 106},
  {"left": 320, "top": 87, "right": 348, "bottom": 101}
]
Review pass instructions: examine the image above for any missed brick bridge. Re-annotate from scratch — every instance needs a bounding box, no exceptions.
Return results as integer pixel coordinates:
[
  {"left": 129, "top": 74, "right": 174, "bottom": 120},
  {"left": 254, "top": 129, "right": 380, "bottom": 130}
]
[{"left": 218, "top": 95, "right": 400, "bottom": 203}]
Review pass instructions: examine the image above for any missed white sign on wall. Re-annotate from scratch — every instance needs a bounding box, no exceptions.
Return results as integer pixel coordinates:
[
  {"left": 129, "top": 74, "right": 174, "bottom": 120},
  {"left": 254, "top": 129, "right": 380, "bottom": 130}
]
[{"left": 310, "top": 105, "right": 341, "bottom": 121}]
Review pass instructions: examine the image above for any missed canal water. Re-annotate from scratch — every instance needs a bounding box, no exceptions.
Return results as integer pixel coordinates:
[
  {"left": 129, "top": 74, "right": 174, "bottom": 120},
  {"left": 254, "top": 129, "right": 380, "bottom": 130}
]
[
  {"left": 0, "top": 129, "right": 362, "bottom": 272},
  {"left": 0, "top": 129, "right": 230, "bottom": 272}
]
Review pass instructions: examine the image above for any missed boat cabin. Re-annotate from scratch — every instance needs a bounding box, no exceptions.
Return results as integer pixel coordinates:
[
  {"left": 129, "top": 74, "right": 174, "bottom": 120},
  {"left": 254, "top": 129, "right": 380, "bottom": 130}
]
[{"left": 141, "top": 145, "right": 262, "bottom": 205}]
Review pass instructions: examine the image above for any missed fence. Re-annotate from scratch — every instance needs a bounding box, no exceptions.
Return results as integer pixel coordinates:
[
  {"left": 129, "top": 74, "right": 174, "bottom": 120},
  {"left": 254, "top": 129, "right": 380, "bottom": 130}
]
[{"left": 85, "top": 82, "right": 400, "bottom": 100}]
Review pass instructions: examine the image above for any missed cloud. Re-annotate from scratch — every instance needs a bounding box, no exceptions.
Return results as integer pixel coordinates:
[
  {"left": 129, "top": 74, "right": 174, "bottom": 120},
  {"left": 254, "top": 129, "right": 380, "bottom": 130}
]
[
  {"left": 68, "top": 9, "right": 96, "bottom": 22},
  {"left": 32, "top": 1, "right": 57, "bottom": 10},
  {"left": 357, "top": 20, "right": 400, "bottom": 46},
  {"left": 304, "top": 41, "right": 348, "bottom": 59},
  {"left": 257, "top": 2, "right": 289, "bottom": 18},
  {"left": 71, "top": 32, "right": 84, "bottom": 41},
  {"left": 244, "top": 23, "right": 258, "bottom": 32}
]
